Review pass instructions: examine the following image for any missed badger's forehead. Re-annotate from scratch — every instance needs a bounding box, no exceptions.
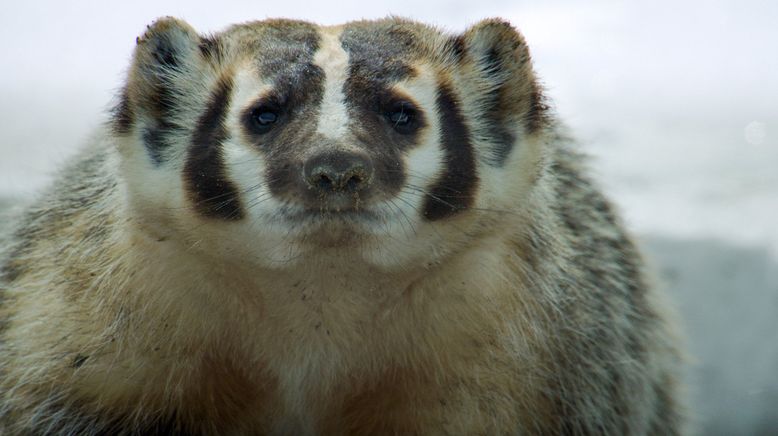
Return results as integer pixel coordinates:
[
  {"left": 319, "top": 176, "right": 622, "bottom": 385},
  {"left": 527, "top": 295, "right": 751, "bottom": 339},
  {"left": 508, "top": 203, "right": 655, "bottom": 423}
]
[
  {"left": 338, "top": 21, "right": 421, "bottom": 79},
  {"left": 224, "top": 20, "right": 423, "bottom": 85}
]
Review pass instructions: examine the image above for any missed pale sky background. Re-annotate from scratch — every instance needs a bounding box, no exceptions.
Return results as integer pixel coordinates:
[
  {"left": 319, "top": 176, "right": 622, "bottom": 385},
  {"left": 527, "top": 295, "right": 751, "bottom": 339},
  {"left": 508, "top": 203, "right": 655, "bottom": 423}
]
[{"left": 1, "top": 2, "right": 777, "bottom": 433}]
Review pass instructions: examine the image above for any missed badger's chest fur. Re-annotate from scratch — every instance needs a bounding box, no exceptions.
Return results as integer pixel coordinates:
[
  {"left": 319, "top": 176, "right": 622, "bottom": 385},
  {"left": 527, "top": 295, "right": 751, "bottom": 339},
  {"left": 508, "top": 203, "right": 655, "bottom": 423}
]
[{"left": 0, "top": 17, "right": 685, "bottom": 435}]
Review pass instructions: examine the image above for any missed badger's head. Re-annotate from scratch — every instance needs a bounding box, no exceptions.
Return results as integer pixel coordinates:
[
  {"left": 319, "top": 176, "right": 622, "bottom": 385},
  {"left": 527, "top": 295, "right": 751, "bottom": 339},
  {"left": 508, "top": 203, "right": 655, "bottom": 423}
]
[{"left": 114, "top": 17, "right": 548, "bottom": 271}]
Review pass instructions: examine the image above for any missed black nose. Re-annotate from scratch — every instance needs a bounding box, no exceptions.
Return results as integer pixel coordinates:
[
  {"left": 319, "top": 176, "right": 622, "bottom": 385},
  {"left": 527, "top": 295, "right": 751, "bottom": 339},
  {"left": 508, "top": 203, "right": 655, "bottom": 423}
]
[{"left": 303, "top": 151, "right": 373, "bottom": 194}]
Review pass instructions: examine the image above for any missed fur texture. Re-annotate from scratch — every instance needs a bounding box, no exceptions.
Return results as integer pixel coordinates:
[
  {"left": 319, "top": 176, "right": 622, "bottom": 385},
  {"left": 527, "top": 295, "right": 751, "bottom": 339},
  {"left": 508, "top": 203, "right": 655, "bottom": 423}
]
[{"left": 0, "top": 17, "right": 685, "bottom": 435}]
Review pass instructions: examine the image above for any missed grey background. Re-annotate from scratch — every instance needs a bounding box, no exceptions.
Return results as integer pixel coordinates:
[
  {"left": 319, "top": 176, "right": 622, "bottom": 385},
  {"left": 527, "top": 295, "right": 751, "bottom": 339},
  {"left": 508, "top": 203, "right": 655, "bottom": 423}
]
[{"left": 1, "top": 1, "right": 776, "bottom": 433}]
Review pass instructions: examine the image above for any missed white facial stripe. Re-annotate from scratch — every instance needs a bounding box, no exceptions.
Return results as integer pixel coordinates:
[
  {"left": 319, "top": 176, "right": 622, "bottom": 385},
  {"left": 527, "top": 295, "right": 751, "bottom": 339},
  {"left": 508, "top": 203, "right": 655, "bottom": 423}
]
[
  {"left": 313, "top": 27, "right": 350, "bottom": 139},
  {"left": 391, "top": 65, "right": 445, "bottom": 216},
  {"left": 221, "top": 139, "right": 260, "bottom": 198},
  {"left": 225, "top": 66, "right": 272, "bottom": 201},
  {"left": 221, "top": 135, "right": 297, "bottom": 264},
  {"left": 232, "top": 66, "right": 275, "bottom": 114},
  {"left": 224, "top": 66, "right": 282, "bottom": 225}
]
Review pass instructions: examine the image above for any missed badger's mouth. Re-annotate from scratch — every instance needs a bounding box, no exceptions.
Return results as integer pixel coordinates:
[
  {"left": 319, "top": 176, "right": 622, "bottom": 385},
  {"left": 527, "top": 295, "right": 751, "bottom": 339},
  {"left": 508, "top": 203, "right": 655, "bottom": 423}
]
[
  {"left": 284, "top": 206, "right": 380, "bottom": 224},
  {"left": 269, "top": 204, "right": 384, "bottom": 249},
  {"left": 277, "top": 202, "right": 386, "bottom": 233}
]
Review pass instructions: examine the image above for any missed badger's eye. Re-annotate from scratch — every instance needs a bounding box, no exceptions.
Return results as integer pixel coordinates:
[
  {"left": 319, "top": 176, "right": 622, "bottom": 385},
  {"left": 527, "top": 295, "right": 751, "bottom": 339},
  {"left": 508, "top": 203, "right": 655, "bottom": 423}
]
[
  {"left": 386, "top": 102, "right": 418, "bottom": 134},
  {"left": 249, "top": 106, "right": 280, "bottom": 134}
]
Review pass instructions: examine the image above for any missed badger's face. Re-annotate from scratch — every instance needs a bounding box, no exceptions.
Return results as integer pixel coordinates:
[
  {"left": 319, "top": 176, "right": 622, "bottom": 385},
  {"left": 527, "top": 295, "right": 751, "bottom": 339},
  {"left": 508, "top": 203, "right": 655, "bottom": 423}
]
[{"left": 115, "top": 18, "right": 547, "bottom": 271}]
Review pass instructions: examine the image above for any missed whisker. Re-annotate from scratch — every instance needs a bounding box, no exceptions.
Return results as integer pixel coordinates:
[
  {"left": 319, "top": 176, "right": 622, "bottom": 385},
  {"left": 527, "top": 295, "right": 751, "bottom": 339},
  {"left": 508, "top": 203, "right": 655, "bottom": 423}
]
[
  {"left": 402, "top": 186, "right": 461, "bottom": 212},
  {"left": 386, "top": 199, "right": 416, "bottom": 239},
  {"left": 405, "top": 182, "right": 467, "bottom": 197},
  {"left": 402, "top": 186, "right": 518, "bottom": 216}
]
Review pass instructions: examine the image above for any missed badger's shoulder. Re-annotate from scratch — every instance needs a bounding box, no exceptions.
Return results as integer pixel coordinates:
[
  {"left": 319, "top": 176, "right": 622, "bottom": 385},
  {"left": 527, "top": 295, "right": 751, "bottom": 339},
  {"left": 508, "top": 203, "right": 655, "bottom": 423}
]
[{"left": 0, "top": 137, "right": 117, "bottom": 283}]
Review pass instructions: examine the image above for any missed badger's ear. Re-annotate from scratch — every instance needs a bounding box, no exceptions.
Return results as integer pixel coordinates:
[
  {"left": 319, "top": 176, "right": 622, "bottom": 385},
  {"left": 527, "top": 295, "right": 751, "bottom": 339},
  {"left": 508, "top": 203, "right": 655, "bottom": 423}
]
[
  {"left": 134, "top": 17, "right": 201, "bottom": 74},
  {"left": 113, "top": 18, "right": 217, "bottom": 163},
  {"left": 457, "top": 19, "right": 548, "bottom": 139}
]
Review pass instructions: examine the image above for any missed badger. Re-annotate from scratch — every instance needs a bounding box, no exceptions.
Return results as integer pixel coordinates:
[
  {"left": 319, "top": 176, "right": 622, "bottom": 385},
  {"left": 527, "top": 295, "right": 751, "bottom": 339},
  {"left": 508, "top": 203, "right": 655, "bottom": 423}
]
[{"left": 0, "top": 17, "right": 685, "bottom": 435}]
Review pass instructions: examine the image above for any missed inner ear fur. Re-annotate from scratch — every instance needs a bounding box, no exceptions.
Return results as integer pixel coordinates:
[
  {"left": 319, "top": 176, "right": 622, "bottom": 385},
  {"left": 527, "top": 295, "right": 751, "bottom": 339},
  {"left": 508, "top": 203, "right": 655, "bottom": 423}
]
[
  {"left": 134, "top": 17, "right": 201, "bottom": 75},
  {"left": 460, "top": 18, "right": 548, "bottom": 134},
  {"left": 116, "top": 17, "right": 209, "bottom": 134}
]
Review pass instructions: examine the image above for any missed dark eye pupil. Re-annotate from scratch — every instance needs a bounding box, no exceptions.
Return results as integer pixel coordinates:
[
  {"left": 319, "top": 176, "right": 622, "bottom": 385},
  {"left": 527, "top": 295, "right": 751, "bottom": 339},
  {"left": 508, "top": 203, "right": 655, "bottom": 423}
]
[
  {"left": 386, "top": 102, "right": 420, "bottom": 135},
  {"left": 246, "top": 102, "right": 282, "bottom": 135},
  {"left": 255, "top": 111, "right": 277, "bottom": 125}
]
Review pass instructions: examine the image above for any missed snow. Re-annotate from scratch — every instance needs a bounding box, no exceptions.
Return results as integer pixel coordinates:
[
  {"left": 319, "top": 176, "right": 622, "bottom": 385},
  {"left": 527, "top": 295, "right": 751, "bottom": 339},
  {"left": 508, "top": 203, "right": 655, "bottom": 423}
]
[{"left": 1, "top": 0, "right": 776, "bottom": 433}]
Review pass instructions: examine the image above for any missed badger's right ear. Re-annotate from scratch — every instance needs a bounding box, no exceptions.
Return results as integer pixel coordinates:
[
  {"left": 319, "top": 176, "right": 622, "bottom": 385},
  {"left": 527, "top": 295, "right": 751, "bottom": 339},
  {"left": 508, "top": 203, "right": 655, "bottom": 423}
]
[
  {"left": 113, "top": 18, "right": 219, "bottom": 163},
  {"left": 134, "top": 17, "right": 201, "bottom": 74}
]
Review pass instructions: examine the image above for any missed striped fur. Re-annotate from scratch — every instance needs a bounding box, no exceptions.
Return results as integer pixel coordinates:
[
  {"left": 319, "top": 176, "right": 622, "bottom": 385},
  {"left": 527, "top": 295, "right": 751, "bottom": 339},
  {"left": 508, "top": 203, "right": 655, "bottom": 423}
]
[
  {"left": 184, "top": 75, "right": 244, "bottom": 220},
  {"left": 0, "top": 17, "right": 685, "bottom": 435},
  {"left": 422, "top": 81, "right": 478, "bottom": 220}
]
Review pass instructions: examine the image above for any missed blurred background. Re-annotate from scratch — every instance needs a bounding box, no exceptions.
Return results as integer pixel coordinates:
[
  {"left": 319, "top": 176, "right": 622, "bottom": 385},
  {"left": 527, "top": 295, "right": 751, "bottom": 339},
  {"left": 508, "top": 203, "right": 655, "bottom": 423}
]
[{"left": 1, "top": 0, "right": 776, "bottom": 433}]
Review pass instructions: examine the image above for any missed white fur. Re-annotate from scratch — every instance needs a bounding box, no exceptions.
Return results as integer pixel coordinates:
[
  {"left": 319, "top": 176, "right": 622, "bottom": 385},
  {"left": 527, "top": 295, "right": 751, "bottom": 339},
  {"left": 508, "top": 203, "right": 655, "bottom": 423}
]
[{"left": 313, "top": 27, "right": 350, "bottom": 141}]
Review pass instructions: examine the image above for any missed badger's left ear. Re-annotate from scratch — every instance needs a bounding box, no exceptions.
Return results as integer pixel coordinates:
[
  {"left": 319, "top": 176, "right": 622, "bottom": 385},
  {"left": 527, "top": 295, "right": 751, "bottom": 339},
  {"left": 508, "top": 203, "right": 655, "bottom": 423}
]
[{"left": 455, "top": 19, "right": 548, "bottom": 136}]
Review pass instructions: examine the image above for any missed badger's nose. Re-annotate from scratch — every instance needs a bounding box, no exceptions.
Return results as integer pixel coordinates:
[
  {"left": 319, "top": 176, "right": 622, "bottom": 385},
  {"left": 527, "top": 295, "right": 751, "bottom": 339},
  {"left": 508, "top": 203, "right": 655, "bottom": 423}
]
[{"left": 303, "top": 151, "right": 373, "bottom": 194}]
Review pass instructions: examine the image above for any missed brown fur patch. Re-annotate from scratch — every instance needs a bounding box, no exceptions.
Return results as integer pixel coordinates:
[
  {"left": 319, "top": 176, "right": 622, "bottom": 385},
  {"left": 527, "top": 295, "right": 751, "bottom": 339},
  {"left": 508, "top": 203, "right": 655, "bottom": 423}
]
[
  {"left": 178, "top": 353, "right": 276, "bottom": 431},
  {"left": 321, "top": 367, "right": 432, "bottom": 435}
]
